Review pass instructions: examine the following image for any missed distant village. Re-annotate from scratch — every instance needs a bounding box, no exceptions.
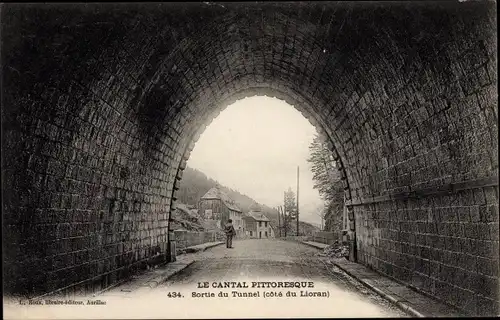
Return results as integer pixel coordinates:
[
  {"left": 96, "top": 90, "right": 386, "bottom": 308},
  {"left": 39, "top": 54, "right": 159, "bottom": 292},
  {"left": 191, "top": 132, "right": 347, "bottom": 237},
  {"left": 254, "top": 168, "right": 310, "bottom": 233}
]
[
  {"left": 173, "top": 185, "right": 276, "bottom": 238},
  {"left": 171, "top": 167, "right": 322, "bottom": 239},
  {"left": 199, "top": 185, "right": 275, "bottom": 238}
]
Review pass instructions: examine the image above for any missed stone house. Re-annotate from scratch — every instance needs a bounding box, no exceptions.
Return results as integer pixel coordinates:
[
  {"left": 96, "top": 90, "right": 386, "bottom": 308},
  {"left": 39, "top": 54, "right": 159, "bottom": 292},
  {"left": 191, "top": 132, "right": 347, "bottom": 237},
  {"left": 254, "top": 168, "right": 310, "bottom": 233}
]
[
  {"left": 198, "top": 185, "right": 244, "bottom": 235},
  {"left": 243, "top": 204, "right": 273, "bottom": 238}
]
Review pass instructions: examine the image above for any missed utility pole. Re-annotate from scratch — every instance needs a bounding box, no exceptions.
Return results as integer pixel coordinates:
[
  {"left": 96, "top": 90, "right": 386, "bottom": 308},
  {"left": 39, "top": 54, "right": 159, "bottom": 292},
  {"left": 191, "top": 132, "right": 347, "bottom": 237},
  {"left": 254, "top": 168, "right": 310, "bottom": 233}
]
[{"left": 296, "top": 165, "right": 300, "bottom": 236}]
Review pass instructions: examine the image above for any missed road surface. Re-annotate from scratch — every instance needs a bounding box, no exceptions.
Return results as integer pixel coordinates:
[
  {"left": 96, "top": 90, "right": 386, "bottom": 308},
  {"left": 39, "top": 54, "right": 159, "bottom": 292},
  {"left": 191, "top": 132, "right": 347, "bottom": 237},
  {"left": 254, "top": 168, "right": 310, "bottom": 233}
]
[{"left": 157, "top": 239, "right": 409, "bottom": 318}]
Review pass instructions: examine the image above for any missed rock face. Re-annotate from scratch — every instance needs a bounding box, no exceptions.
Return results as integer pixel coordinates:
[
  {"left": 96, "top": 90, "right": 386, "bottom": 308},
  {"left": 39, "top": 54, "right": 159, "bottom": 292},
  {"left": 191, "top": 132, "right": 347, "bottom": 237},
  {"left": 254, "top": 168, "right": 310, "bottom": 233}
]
[
  {"left": 1, "top": 2, "right": 498, "bottom": 315},
  {"left": 170, "top": 203, "right": 205, "bottom": 231},
  {"left": 318, "top": 241, "right": 350, "bottom": 259}
]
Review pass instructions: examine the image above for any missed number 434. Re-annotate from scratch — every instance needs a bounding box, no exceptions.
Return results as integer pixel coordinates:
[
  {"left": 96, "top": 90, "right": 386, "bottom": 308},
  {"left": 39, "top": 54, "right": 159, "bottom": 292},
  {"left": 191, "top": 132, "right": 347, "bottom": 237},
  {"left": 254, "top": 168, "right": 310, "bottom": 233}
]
[{"left": 167, "top": 292, "right": 183, "bottom": 298}]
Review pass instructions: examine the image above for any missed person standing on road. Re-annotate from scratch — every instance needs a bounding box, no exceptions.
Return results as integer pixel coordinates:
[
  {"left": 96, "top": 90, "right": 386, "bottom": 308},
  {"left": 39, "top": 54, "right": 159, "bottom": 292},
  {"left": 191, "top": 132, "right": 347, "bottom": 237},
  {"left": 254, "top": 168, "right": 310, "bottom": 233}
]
[{"left": 224, "top": 219, "right": 236, "bottom": 249}]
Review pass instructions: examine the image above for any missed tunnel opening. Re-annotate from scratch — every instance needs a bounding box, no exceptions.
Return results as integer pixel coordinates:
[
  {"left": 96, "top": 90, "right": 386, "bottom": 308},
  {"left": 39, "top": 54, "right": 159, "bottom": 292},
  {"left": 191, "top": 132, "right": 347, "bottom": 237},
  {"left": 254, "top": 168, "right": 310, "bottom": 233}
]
[{"left": 169, "top": 94, "right": 354, "bottom": 250}]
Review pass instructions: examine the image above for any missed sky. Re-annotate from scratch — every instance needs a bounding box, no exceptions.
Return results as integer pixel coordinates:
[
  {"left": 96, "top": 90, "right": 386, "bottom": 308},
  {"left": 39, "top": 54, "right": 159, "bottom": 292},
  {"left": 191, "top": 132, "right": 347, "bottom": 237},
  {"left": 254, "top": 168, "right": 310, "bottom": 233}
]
[{"left": 186, "top": 96, "right": 324, "bottom": 226}]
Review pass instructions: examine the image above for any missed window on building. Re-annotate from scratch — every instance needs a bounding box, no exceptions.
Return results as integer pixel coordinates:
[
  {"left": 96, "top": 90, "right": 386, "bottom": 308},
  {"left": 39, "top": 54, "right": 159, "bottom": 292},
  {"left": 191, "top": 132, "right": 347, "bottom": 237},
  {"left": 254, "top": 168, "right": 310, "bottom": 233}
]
[
  {"left": 205, "top": 209, "right": 213, "bottom": 219},
  {"left": 259, "top": 221, "right": 262, "bottom": 227},
  {"left": 265, "top": 231, "right": 268, "bottom": 237},
  {"left": 265, "top": 222, "right": 267, "bottom": 227}
]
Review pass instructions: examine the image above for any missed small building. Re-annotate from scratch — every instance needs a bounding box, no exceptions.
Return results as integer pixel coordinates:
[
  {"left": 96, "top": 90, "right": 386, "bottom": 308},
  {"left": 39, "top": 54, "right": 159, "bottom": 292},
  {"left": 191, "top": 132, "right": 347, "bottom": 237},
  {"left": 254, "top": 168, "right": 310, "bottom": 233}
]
[
  {"left": 243, "top": 204, "right": 272, "bottom": 239},
  {"left": 198, "top": 185, "right": 244, "bottom": 236}
]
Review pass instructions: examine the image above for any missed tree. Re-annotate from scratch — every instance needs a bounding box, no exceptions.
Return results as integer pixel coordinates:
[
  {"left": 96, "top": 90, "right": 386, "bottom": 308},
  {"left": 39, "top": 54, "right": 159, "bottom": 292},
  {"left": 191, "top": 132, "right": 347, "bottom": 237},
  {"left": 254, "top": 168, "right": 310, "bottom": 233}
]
[
  {"left": 307, "top": 134, "right": 341, "bottom": 202},
  {"left": 313, "top": 204, "right": 327, "bottom": 230},
  {"left": 284, "top": 187, "right": 296, "bottom": 217},
  {"left": 282, "top": 187, "right": 296, "bottom": 236},
  {"left": 276, "top": 205, "right": 285, "bottom": 237},
  {"left": 307, "top": 133, "right": 345, "bottom": 232},
  {"left": 323, "top": 194, "right": 344, "bottom": 232}
]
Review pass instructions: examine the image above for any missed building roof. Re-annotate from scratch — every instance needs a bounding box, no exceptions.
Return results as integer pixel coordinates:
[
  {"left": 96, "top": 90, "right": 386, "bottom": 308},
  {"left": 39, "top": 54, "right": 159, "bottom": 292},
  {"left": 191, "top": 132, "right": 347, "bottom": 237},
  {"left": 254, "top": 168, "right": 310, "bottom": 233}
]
[
  {"left": 201, "top": 186, "right": 242, "bottom": 212},
  {"left": 245, "top": 211, "right": 270, "bottom": 222}
]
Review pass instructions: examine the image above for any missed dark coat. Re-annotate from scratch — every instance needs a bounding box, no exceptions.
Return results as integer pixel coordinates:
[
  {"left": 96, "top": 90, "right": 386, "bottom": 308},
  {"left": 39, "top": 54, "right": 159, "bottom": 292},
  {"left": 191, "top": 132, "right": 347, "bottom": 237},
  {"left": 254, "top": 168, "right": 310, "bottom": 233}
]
[{"left": 224, "top": 223, "right": 236, "bottom": 236}]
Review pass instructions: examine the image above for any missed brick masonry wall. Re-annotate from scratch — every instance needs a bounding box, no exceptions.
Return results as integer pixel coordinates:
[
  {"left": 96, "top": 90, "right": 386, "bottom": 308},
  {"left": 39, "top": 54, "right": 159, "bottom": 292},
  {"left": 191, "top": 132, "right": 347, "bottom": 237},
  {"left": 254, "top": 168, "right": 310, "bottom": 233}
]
[
  {"left": 354, "top": 186, "right": 499, "bottom": 315},
  {"left": 341, "top": 3, "right": 499, "bottom": 315},
  {"left": 2, "top": 1, "right": 497, "bottom": 315},
  {"left": 2, "top": 4, "right": 185, "bottom": 297},
  {"left": 174, "top": 230, "right": 217, "bottom": 252}
]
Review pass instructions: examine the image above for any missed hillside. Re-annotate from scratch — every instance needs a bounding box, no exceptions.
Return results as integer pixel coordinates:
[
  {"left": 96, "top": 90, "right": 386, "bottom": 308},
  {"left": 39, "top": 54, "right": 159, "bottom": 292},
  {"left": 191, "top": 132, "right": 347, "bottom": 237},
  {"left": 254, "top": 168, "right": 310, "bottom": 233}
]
[{"left": 177, "top": 166, "right": 318, "bottom": 234}]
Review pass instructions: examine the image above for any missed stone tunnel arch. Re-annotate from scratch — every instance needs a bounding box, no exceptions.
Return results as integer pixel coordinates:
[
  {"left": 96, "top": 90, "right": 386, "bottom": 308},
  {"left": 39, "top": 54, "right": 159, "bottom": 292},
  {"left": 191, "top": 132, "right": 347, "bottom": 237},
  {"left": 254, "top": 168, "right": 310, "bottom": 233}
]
[
  {"left": 169, "top": 87, "right": 355, "bottom": 251},
  {"left": 2, "top": 1, "right": 497, "bottom": 315}
]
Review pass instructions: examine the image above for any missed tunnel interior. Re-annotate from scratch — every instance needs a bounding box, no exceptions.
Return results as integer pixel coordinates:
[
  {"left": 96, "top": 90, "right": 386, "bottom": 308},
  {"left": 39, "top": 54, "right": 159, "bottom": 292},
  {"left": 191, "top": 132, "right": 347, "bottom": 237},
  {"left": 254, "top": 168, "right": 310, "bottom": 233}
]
[{"left": 2, "top": 1, "right": 498, "bottom": 315}]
